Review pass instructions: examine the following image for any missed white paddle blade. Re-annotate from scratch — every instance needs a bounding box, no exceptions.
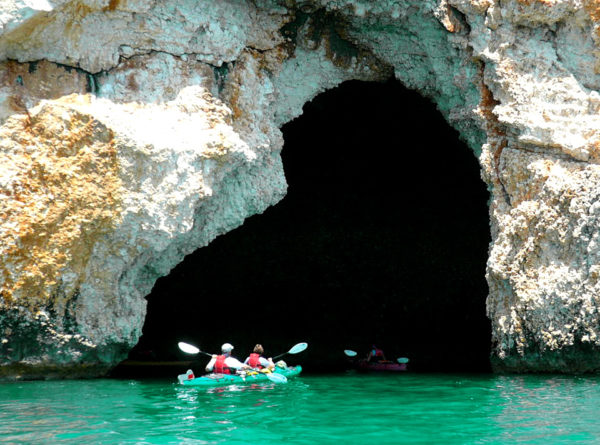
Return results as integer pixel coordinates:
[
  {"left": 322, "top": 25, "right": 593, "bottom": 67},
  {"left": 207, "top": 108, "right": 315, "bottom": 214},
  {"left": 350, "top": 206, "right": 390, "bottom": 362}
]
[
  {"left": 288, "top": 342, "right": 308, "bottom": 354},
  {"left": 178, "top": 342, "right": 200, "bottom": 354},
  {"left": 266, "top": 372, "right": 288, "bottom": 383},
  {"left": 397, "top": 357, "right": 409, "bottom": 364},
  {"left": 344, "top": 350, "right": 358, "bottom": 357}
]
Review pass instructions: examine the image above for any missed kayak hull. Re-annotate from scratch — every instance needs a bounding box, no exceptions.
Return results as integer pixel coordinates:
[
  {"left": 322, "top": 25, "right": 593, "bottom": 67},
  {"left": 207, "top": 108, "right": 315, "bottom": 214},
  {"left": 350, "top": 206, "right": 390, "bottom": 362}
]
[
  {"left": 180, "top": 366, "right": 302, "bottom": 387},
  {"left": 354, "top": 360, "right": 407, "bottom": 372}
]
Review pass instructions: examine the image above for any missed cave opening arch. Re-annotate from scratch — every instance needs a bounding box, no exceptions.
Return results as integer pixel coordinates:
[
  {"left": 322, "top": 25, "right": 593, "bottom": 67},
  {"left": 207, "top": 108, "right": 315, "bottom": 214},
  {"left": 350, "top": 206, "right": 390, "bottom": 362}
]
[{"left": 127, "top": 78, "right": 492, "bottom": 374}]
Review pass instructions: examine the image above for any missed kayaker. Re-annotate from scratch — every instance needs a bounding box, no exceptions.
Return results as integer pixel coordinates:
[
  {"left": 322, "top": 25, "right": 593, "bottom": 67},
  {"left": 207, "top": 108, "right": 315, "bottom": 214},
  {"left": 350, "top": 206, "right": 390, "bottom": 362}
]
[
  {"left": 366, "top": 345, "right": 387, "bottom": 362},
  {"left": 205, "top": 343, "right": 251, "bottom": 374},
  {"left": 244, "top": 344, "right": 275, "bottom": 370}
]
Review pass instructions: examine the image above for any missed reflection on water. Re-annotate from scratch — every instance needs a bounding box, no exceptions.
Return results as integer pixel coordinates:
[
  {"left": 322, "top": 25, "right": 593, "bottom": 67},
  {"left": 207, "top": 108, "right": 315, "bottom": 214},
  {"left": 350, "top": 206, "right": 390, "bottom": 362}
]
[
  {"left": 0, "top": 375, "right": 599, "bottom": 444},
  {"left": 491, "top": 376, "right": 599, "bottom": 443}
]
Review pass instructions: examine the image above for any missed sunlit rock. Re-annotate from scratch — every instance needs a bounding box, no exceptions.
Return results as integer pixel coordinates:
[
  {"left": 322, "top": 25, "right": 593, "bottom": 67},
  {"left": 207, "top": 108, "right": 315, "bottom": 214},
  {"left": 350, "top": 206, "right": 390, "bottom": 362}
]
[{"left": 1, "top": 0, "right": 600, "bottom": 377}]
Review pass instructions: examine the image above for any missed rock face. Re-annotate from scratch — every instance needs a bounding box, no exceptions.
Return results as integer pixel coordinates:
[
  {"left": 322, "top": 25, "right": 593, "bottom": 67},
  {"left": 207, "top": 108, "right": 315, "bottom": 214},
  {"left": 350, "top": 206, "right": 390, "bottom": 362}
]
[{"left": 1, "top": 0, "right": 600, "bottom": 377}]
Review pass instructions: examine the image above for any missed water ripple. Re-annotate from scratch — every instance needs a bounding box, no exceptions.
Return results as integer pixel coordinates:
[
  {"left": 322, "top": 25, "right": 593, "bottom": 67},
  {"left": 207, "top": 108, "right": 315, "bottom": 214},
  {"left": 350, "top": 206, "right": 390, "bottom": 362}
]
[{"left": 1, "top": 374, "right": 600, "bottom": 443}]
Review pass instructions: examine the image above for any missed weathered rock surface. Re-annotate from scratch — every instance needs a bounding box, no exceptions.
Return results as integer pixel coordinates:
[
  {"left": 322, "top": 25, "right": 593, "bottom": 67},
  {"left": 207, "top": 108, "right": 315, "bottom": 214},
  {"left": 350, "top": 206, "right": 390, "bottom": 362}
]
[{"left": 1, "top": 0, "right": 600, "bottom": 377}]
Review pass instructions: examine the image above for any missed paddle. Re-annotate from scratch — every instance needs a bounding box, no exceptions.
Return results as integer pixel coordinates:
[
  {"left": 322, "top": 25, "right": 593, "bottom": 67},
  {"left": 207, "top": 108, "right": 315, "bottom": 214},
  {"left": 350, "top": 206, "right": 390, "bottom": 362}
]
[
  {"left": 252, "top": 342, "right": 307, "bottom": 384},
  {"left": 264, "top": 343, "right": 307, "bottom": 383},
  {"left": 345, "top": 349, "right": 410, "bottom": 365},
  {"left": 262, "top": 343, "right": 307, "bottom": 383},
  {"left": 273, "top": 342, "right": 308, "bottom": 361},
  {"left": 262, "top": 371, "right": 287, "bottom": 383},
  {"left": 178, "top": 342, "right": 213, "bottom": 357}
]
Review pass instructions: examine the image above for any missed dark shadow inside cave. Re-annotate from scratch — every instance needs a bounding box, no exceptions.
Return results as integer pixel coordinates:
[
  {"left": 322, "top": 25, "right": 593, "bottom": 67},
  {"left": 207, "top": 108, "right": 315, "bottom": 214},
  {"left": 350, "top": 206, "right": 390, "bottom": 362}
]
[{"left": 113, "top": 78, "right": 492, "bottom": 377}]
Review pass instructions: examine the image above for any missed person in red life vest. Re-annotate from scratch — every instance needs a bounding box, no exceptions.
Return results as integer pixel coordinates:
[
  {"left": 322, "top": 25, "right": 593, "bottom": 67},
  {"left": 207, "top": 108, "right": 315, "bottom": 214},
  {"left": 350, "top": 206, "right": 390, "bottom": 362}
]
[
  {"left": 366, "top": 345, "right": 387, "bottom": 363},
  {"left": 243, "top": 344, "right": 275, "bottom": 370},
  {"left": 205, "top": 343, "right": 251, "bottom": 374}
]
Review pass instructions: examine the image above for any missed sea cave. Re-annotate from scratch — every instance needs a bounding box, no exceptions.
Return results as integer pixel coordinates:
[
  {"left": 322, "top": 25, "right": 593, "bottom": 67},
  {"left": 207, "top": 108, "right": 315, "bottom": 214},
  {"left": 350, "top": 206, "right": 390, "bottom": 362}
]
[{"left": 122, "top": 79, "right": 492, "bottom": 375}]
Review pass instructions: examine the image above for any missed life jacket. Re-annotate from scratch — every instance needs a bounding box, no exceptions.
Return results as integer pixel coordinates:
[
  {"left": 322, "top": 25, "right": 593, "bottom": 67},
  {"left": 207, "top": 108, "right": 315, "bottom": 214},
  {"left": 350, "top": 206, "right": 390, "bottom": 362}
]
[
  {"left": 372, "top": 348, "right": 384, "bottom": 359},
  {"left": 248, "top": 353, "right": 262, "bottom": 369},
  {"left": 214, "top": 355, "right": 232, "bottom": 374}
]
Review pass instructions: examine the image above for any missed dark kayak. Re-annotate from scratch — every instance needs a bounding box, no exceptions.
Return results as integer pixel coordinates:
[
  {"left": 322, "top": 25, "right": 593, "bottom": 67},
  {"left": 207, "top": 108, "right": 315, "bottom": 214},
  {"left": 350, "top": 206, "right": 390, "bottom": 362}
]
[
  {"left": 353, "top": 360, "right": 407, "bottom": 372},
  {"left": 179, "top": 366, "right": 302, "bottom": 387}
]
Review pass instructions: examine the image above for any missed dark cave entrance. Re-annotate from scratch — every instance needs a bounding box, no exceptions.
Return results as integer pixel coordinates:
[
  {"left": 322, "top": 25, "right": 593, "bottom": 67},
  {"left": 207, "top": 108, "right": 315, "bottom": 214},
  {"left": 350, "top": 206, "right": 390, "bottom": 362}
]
[{"left": 120, "top": 79, "right": 492, "bottom": 376}]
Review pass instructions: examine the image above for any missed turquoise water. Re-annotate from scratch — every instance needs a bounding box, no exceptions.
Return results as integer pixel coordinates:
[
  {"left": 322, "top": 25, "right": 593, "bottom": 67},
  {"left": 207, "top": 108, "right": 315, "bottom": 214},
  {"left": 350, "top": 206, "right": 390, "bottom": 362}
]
[{"left": 1, "top": 373, "right": 599, "bottom": 444}]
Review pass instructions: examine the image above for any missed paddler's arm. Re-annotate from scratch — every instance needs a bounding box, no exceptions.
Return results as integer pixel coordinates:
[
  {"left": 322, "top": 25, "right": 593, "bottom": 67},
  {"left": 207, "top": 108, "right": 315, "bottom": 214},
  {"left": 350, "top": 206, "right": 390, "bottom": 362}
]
[
  {"left": 205, "top": 355, "right": 217, "bottom": 372},
  {"left": 226, "top": 356, "right": 251, "bottom": 370},
  {"left": 260, "top": 357, "right": 275, "bottom": 370}
]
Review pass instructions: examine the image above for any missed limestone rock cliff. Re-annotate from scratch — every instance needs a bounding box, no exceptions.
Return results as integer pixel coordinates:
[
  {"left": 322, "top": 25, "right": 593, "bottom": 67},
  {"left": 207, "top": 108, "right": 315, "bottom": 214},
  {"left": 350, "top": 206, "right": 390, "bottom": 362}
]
[{"left": 1, "top": 0, "right": 600, "bottom": 377}]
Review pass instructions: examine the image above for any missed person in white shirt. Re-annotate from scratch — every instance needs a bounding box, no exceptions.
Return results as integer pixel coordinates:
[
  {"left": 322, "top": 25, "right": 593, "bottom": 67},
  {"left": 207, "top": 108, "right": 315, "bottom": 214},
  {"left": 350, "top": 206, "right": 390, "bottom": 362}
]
[{"left": 205, "top": 343, "right": 250, "bottom": 375}]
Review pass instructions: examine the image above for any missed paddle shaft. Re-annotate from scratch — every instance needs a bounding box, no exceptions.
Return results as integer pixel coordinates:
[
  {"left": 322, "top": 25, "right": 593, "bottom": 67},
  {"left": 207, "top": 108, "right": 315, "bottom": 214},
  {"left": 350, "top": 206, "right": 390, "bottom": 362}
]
[{"left": 273, "top": 350, "right": 300, "bottom": 360}]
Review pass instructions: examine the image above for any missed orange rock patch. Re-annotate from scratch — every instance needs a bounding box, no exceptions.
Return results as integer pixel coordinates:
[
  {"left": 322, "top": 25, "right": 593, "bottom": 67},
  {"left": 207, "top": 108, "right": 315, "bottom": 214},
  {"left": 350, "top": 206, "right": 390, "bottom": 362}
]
[
  {"left": 0, "top": 97, "right": 122, "bottom": 309},
  {"left": 104, "top": 0, "right": 120, "bottom": 12},
  {"left": 515, "top": 0, "right": 556, "bottom": 5},
  {"left": 584, "top": 0, "right": 600, "bottom": 22}
]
